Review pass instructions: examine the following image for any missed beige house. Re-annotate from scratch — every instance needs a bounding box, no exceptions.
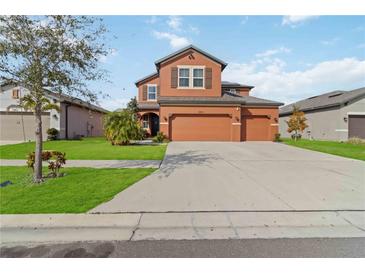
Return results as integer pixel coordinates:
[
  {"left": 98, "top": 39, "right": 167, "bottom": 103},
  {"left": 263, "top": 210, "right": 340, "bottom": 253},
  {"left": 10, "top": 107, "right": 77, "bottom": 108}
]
[
  {"left": 0, "top": 81, "right": 108, "bottom": 142},
  {"left": 279, "top": 87, "right": 365, "bottom": 141}
]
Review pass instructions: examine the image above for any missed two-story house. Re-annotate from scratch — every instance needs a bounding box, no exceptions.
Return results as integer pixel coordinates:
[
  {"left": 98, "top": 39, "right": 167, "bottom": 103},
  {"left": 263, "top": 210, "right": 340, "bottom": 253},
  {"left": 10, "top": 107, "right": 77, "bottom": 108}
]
[
  {"left": 135, "top": 45, "right": 283, "bottom": 141},
  {"left": 0, "top": 81, "right": 108, "bottom": 142}
]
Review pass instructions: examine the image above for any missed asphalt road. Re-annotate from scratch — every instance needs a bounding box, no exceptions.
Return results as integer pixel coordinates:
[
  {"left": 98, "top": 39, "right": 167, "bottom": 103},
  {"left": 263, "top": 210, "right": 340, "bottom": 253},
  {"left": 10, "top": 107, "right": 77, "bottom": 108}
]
[{"left": 1, "top": 238, "right": 365, "bottom": 257}]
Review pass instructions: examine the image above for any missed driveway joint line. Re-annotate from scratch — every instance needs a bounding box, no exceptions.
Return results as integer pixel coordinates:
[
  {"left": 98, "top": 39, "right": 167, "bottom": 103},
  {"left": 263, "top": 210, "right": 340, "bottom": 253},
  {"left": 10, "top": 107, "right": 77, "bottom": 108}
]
[{"left": 337, "top": 211, "right": 365, "bottom": 232}]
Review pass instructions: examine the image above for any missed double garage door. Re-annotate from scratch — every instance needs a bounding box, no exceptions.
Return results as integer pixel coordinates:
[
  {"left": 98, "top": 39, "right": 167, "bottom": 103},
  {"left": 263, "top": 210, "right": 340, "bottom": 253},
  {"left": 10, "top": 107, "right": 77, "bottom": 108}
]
[
  {"left": 170, "top": 114, "right": 231, "bottom": 141},
  {"left": 169, "top": 114, "right": 271, "bottom": 141},
  {"left": 0, "top": 112, "right": 50, "bottom": 142}
]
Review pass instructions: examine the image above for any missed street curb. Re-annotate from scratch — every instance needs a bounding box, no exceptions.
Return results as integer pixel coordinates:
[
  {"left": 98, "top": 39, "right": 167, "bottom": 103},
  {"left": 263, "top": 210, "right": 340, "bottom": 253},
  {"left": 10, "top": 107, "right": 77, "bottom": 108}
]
[{"left": 1, "top": 211, "right": 365, "bottom": 244}]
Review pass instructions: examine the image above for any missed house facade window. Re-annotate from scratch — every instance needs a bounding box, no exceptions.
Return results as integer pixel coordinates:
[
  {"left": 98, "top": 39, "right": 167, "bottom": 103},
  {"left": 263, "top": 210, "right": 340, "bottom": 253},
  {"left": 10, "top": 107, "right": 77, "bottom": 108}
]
[
  {"left": 12, "top": 89, "right": 20, "bottom": 99},
  {"left": 178, "top": 66, "right": 205, "bottom": 89},
  {"left": 147, "top": 84, "right": 157, "bottom": 101},
  {"left": 178, "top": 68, "right": 190, "bottom": 87},
  {"left": 142, "top": 115, "right": 149, "bottom": 129},
  {"left": 193, "top": 68, "right": 204, "bottom": 88},
  {"left": 229, "top": 89, "right": 236, "bottom": 94}
]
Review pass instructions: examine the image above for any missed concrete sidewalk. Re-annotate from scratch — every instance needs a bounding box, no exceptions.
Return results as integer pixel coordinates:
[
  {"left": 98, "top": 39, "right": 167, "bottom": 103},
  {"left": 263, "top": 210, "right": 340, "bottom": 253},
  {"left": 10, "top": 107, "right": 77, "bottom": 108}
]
[
  {"left": 0, "top": 159, "right": 161, "bottom": 168},
  {"left": 1, "top": 211, "right": 365, "bottom": 244}
]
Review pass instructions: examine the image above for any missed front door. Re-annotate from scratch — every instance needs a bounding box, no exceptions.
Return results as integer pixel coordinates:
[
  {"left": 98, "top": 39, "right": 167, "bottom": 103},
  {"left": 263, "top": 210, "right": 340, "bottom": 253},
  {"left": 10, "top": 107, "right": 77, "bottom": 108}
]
[{"left": 150, "top": 114, "right": 159, "bottom": 136}]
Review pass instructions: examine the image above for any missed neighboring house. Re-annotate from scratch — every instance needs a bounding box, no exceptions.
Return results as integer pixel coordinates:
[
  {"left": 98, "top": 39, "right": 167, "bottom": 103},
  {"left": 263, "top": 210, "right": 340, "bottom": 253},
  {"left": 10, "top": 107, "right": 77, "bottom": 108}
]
[
  {"left": 279, "top": 87, "right": 365, "bottom": 141},
  {"left": 135, "top": 45, "right": 283, "bottom": 141},
  {"left": 0, "top": 81, "right": 108, "bottom": 142}
]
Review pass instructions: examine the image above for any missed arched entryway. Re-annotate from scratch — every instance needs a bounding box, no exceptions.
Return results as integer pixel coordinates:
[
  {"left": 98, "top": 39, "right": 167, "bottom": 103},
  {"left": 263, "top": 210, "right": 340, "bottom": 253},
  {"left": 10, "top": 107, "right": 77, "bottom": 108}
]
[{"left": 141, "top": 112, "right": 159, "bottom": 136}]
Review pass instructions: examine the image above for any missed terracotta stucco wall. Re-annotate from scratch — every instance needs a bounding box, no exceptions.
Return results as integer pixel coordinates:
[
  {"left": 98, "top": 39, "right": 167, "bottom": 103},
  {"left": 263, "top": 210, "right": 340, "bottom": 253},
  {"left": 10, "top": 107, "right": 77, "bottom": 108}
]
[
  {"left": 159, "top": 105, "right": 241, "bottom": 141},
  {"left": 159, "top": 50, "right": 222, "bottom": 97},
  {"left": 137, "top": 76, "right": 160, "bottom": 102},
  {"left": 242, "top": 107, "right": 279, "bottom": 141}
]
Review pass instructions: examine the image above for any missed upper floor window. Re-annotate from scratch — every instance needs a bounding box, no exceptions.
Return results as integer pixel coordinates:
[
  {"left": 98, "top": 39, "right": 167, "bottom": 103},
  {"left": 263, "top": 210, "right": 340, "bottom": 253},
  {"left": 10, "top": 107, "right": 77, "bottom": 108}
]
[
  {"left": 178, "top": 66, "right": 205, "bottom": 89},
  {"left": 12, "top": 88, "right": 20, "bottom": 99},
  {"left": 193, "top": 68, "right": 204, "bottom": 88},
  {"left": 178, "top": 68, "right": 190, "bottom": 87},
  {"left": 147, "top": 84, "right": 157, "bottom": 101}
]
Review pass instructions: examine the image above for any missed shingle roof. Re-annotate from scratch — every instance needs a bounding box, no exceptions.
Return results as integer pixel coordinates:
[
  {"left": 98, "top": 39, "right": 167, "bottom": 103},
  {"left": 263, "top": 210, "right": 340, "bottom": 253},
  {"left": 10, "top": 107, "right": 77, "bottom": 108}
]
[
  {"left": 158, "top": 91, "right": 283, "bottom": 106},
  {"left": 221, "top": 81, "right": 254, "bottom": 89},
  {"left": 279, "top": 87, "right": 365, "bottom": 116},
  {"left": 134, "top": 72, "right": 159, "bottom": 86},
  {"left": 154, "top": 44, "right": 228, "bottom": 71},
  {"left": 1, "top": 80, "right": 109, "bottom": 113}
]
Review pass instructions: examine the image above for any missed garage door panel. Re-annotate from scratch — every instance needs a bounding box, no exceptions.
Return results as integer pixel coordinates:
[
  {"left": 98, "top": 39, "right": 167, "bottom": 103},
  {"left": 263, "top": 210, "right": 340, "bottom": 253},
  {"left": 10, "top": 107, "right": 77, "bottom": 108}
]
[
  {"left": 348, "top": 115, "right": 365, "bottom": 139},
  {"left": 171, "top": 114, "right": 231, "bottom": 141},
  {"left": 0, "top": 112, "right": 50, "bottom": 141},
  {"left": 242, "top": 115, "right": 270, "bottom": 141}
]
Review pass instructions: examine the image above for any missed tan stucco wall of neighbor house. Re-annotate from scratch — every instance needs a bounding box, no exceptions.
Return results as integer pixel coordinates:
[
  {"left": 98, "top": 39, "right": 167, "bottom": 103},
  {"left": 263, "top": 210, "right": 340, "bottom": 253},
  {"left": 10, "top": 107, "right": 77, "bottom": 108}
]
[
  {"left": 242, "top": 107, "right": 279, "bottom": 141},
  {"left": 59, "top": 103, "right": 104, "bottom": 139},
  {"left": 0, "top": 112, "right": 50, "bottom": 141},
  {"left": 159, "top": 105, "right": 242, "bottom": 141},
  {"left": 159, "top": 49, "right": 222, "bottom": 97},
  {"left": 279, "top": 96, "right": 365, "bottom": 141}
]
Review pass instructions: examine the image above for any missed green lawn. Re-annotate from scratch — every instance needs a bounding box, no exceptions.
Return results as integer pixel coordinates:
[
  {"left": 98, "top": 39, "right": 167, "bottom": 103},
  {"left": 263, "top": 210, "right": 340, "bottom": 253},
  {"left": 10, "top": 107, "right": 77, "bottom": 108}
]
[
  {"left": 0, "top": 137, "right": 167, "bottom": 160},
  {"left": 0, "top": 166, "right": 155, "bottom": 214},
  {"left": 282, "top": 138, "right": 365, "bottom": 161}
]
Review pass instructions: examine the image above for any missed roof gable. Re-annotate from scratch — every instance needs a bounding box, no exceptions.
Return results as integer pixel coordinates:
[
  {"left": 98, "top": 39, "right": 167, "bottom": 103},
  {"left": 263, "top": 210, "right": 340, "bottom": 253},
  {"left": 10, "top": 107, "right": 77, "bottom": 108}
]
[{"left": 154, "top": 45, "right": 227, "bottom": 71}]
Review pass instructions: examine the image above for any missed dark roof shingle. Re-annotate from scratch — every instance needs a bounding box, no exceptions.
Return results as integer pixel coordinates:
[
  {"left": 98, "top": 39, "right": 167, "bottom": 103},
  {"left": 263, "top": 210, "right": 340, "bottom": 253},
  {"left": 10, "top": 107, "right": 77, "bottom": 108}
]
[
  {"left": 279, "top": 87, "right": 365, "bottom": 116},
  {"left": 158, "top": 91, "right": 283, "bottom": 106}
]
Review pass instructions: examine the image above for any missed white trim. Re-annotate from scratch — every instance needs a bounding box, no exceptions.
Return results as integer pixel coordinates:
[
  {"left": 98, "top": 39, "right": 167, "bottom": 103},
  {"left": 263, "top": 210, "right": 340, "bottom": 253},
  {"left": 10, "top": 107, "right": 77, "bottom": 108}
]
[
  {"left": 232, "top": 122, "right": 241, "bottom": 125},
  {"left": 147, "top": 84, "right": 157, "bottom": 101},
  {"left": 177, "top": 65, "right": 205, "bottom": 89},
  {"left": 335, "top": 129, "right": 348, "bottom": 132},
  {"left": 160, "top": 122, "right": 168, "bottom": 125},
  {"left": 270, "top": 123, "right": 279, "bottom": 126},
  {"left": 347, "top": 112, "right": 365, "bottom": 115}
]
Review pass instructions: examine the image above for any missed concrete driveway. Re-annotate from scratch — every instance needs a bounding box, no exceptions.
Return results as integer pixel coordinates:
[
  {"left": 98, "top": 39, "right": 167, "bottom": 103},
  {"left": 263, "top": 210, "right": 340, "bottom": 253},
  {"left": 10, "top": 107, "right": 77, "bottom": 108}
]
[{"left": 91, "top": 142, "right": 365, "bottom": 213}]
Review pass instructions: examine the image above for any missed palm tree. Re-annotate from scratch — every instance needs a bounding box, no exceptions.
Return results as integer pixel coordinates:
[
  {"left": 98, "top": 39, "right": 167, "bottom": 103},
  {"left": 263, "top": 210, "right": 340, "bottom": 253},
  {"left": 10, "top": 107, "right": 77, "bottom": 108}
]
[{"left": 20, "top": 94, "right": 60, "bottom": 113}]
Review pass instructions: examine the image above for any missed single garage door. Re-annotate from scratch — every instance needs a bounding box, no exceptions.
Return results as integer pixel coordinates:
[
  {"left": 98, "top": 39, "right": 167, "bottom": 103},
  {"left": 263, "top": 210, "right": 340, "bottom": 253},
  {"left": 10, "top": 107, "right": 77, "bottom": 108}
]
[
  {"left": 348, "top": 115, "right": 365, "bottom": 139},
  {"left": 242, "top": 115, "right": 270, "bottom": 141},
  {"left": 170, "top": 114, "right": 231, "bottom": 141},
  {"left": 0, "top": 112, "right": 50, "bottom": 142}
]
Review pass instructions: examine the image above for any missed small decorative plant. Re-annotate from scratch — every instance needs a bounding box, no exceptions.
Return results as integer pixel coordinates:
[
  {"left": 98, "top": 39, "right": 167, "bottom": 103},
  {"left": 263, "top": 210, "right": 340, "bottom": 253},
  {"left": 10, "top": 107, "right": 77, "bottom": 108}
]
[
  {"left": 27, "top": 151, "right": 66, "bottom": 180},
  {"left": 153, "top": 132, "right": 166, "bottom": 143},
  {"left": 347, "top": 137, "right": 365, "bottom": 145},
  {"left": 274, "top": 133, "right": 282, "bottom": 142},
  {"left": 46, "top": 128, "right": 59, "bottom": 140}
]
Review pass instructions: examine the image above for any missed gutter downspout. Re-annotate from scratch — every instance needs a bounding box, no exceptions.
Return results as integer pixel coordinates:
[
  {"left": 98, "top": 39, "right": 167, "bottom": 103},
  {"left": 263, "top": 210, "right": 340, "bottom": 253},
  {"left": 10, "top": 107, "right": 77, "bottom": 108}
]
[{"left": 64, "top": 103, "right": 71, "bottom": 140}]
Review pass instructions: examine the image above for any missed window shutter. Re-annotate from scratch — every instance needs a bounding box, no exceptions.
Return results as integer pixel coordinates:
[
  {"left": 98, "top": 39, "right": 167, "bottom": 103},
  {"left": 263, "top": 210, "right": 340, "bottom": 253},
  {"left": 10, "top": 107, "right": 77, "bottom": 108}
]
[
  {"left": 157, "top": 85, "right": 160, "bottom": 99},
  {"left": 171, "top": 67, "right": 178, "bottom": 88},
  {"left": 205, "top": 68, "right": 212, "bottom": 89},
  {"left": 142, "top": 85, "right": 147, "bottom": 101}
]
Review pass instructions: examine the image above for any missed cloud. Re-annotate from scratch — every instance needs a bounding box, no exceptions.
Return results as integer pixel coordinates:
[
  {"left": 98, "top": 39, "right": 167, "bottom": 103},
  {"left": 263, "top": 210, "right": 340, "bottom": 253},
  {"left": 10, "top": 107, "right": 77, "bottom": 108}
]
[
  {"left": 189, "top": 25, "right": 200, "bottom": 35},
  {"left": 241, "top": 16, "right": 249, "bottom": 25},
  {"left": 223, "top": 57, "right": 365, "bottom": 104},
  {"left": 167, "top": 16, "right": 182, "bottom": 31},
  {"left": 255, "top": 47, "right": 291, "bottom": 58},
  {"left": 98, "top": 48, "right": 118, "bottom": 63},
  {"left": 152, "top": 31, "right": 190, "bottom": 49},
  {"left": 321, "top": 37, "right": 340, "bottom": 46},
  {"left": 146, "top": 16, "right": 158, "bottom": 25},
  {"left": 100, "top": 98, "right": 131, "bottom": 111},
  {"left": 282, "top": 16, "right": 319, "bottom": 27}
]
